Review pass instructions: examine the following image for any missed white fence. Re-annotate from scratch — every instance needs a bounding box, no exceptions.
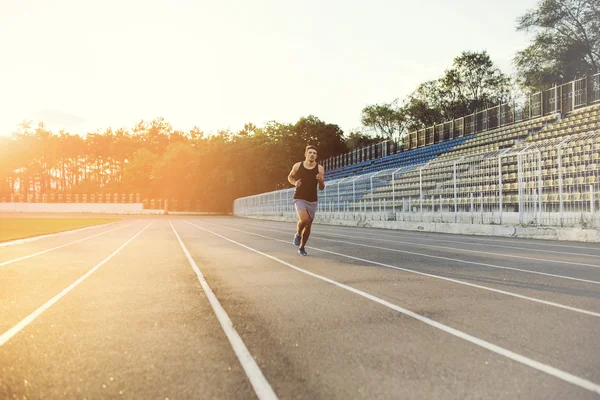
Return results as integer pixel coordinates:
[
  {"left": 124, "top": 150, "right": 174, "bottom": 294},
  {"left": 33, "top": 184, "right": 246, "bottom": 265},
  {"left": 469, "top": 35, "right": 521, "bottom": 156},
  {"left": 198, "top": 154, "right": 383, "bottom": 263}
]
[{"left": 234, "top": 132, "right": 600, "bottom": 229}]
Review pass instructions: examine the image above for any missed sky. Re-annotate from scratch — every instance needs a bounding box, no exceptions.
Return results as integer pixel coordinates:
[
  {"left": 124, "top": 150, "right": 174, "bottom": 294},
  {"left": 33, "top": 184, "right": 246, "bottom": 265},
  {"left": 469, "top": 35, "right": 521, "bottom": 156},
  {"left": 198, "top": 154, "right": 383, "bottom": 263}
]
[{"left": 0, "top": 0, "right": 539, "bottom": 137}]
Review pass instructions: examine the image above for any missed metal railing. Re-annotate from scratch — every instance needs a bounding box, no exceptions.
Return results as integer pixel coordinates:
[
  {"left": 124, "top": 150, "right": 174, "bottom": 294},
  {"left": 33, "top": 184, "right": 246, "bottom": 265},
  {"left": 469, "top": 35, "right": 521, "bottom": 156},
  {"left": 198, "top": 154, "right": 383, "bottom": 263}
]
[{"left": 235, "top": 130, "right": 600, "bottom": 229}]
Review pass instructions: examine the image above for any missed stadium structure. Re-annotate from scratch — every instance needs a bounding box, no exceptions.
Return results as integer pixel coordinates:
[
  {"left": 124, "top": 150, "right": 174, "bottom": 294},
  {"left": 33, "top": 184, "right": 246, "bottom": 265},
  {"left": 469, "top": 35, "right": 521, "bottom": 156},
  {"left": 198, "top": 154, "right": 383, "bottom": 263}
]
[{"left": 234, "top": 73, "right": 600, "bottom": 232}]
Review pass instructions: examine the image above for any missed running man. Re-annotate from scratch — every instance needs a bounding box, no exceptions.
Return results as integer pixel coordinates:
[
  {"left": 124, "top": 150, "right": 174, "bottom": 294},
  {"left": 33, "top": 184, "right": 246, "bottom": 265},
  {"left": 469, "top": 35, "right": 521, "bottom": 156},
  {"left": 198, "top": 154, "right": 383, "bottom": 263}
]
[{"left": 288, "top": 145, "right": 325, "bottom": 256}]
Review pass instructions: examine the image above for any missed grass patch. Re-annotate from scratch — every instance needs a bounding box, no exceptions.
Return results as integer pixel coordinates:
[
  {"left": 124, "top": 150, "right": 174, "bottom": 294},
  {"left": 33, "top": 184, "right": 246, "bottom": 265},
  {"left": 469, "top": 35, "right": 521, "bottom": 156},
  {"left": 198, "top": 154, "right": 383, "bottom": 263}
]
[{"left": 0, "top": 218, "right": 120, "bottom": 242}]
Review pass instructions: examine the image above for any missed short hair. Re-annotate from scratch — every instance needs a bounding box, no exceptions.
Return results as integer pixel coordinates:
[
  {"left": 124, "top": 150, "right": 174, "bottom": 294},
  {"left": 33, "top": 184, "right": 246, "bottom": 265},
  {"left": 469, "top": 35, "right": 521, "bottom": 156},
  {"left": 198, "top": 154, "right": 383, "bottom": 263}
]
[{"left": 305, "top": 145, "right": 317, "bottom": 154}]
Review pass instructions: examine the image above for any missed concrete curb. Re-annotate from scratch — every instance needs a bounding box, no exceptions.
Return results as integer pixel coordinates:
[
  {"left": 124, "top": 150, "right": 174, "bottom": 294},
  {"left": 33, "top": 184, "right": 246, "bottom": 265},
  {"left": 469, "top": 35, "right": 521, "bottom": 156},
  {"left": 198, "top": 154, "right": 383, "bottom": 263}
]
[{"left": 239, "top": 215, "right": 600, "bottom": 243}]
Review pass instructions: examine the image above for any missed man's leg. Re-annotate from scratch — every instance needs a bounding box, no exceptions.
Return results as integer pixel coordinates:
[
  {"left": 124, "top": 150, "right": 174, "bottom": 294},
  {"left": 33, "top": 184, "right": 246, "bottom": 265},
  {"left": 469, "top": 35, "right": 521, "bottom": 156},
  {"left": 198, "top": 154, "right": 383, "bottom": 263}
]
[
  {"left": 294, "top": 209, "right": 310, "bottom": 246},
  {"left": 296, "top": 209, "right": 310, "bottom": 235},
  {"left": 299, "top": 217, "right": 313, "bottom": 249}
]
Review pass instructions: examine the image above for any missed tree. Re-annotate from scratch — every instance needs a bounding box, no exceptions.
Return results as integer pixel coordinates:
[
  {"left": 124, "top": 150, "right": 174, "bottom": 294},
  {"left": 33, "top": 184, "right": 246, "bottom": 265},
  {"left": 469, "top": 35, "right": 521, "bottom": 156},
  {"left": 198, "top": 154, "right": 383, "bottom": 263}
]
[
  {"left": 122, "top": 148, "right": 158, "bottom": 195},
  {"left": 292, "top": 115, "right": 347, "bottom": 161},
  {"left": 514, "top": 0, "right": 600, "bottom": 90},
  {"left": 154, "top": 142, "right": 198, "bottom": 200},
  {"left": 403, "top": 51, "right": 511, "bottom": 130},
  {"left": 360, "top": 100, "right": 407, "bottom": 141},
  {"left": 403, "top": 81, "right": 446, "bottom": 131},
  {"left": 344, "top": 130, "right": 384, "bottom": 151},
  {"left": 442, "top": 51, "right": 511, "bottom": 113}
]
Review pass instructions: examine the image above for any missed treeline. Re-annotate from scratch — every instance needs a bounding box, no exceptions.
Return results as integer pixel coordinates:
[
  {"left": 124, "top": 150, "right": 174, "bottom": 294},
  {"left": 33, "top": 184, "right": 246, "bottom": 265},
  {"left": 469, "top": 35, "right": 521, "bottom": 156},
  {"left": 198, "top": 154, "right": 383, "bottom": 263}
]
[{"left": 0, "top": 117, "right": 368, "bottom": 211}]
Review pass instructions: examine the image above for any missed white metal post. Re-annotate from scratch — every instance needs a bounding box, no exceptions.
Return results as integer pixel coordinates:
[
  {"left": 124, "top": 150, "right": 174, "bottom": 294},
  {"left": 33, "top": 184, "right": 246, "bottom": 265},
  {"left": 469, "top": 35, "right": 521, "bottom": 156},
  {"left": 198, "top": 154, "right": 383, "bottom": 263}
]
[
  {"left": 419, "top": 168, "right": 423, "bottom": 218},
  {"left": 353, "top": 180, "right": 356, "bottom": 214},
  {"left": 453, "top": 161, "right": 458, "bottom": 222},
  {"left": 537, "top": 149, "right": 543, "bottom": 225},
  {"left": 518, "top": 152, "right": 523, "bottom": 224},
  {"left": 557, "top": 139, "right": 568, "bottom": 227},
  {"left": 498, "top": 154, "right": 503, "bottom": 224},
  {"left": 470, "top": 192, "right": 474, "bottom": 223},
  {"left": 337, "top": 179, "right": 341, "bottom": 217},
  {"left": 370, "top": 175, "right": 374, "bottom": 214},
  {"left": 480, "top": 192, "right": 483, "bottom": 224},
  {"left": 391, "top": 167, "right": 403, "bottom": 218},
  {"left": 572, "top": 80, "right": 576, "bottom": 111},
  {"left": 324, "top": 185, "right": 327, "bottom": 218},
  {"left": 591, "top": 185, "right": 595, "bottom": 214}
]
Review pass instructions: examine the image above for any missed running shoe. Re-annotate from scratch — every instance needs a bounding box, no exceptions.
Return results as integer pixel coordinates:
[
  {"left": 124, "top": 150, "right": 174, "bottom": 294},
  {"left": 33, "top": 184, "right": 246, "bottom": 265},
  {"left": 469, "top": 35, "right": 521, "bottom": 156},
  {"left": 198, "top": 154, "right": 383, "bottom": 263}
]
[
  {"left": 298, "top": 248, "right": 308, "bottom": 256},
  {"left": 293, "top": 234, "right": 301, "bottom": 246}
]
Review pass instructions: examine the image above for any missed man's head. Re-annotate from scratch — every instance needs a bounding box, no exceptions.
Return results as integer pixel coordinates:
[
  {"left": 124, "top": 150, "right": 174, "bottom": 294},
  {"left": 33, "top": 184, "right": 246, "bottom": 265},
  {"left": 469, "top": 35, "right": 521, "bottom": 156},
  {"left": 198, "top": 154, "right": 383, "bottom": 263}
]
[{"left": 305, "top": 145, "right": 317, "bottom": 162}]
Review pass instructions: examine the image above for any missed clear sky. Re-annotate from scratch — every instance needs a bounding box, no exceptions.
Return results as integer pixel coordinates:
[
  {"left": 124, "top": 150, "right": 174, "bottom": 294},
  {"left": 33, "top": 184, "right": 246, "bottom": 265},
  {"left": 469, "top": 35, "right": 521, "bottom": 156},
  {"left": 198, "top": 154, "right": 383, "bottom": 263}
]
[{"left": 0, "top": 0, "right": 539, "bottom": 137}]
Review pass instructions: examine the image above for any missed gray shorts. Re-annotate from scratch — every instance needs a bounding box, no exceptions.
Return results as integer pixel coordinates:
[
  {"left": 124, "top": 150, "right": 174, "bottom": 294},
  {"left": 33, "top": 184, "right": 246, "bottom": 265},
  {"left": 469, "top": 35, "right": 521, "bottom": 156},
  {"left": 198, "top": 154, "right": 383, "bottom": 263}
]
[{"left": 293, "top": 199, "right": 318, "bottom": 220}]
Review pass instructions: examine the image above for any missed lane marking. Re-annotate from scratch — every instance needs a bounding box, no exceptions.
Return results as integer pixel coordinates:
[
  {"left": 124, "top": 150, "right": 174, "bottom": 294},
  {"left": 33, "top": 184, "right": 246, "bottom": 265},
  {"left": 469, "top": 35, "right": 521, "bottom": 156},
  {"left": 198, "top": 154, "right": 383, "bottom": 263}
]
[
  {"left": 193, "top": 221, "right": 600, "bottom": 318},
  {"left": 0, "top": 221, "right": 139, "bottom": 267},
  {"left": 218, "top": 220, "right": 600, "bottom": 286},
  {"left": 0, "top": 220, "right": 122, "bottom": 248},
  {"left": 169, "top": 221, "right": 278, "bottom": 400},
  {"left": 0, "top": 221, "right": 155, "bottom": 347},
  {"left": 233, "top": 217, "right": 600, "bottom": 252},
  {"left": 230, "top": 219, "right": 600, "bottom": 267},
  {"left": 185, "top": 220, "right": 600, "bottom": 395}
]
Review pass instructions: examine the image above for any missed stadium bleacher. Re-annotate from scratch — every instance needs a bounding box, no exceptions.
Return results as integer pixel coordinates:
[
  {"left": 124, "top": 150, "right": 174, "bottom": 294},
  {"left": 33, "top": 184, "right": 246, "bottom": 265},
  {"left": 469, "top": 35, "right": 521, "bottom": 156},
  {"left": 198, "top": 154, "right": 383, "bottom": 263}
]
[
  {"left": 325, "top": 135, "right": 469, "bottom": 180},
  {"left": 235, "top": 74, "right": 600, "bottom": 228}
]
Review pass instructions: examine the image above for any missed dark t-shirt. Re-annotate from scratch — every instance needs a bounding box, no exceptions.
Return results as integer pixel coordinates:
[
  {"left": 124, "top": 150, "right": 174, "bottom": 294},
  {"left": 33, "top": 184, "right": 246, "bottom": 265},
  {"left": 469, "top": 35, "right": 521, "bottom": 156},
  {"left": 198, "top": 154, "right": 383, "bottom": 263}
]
[{"left": 293, "top": 162, "right": 319, "bottom": 202}]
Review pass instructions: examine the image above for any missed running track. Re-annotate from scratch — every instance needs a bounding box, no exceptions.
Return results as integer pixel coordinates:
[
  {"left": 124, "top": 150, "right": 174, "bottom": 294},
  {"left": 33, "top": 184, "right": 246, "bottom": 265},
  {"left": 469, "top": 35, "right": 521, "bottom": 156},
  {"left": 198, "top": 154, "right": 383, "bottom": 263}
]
[{"left": 1, "top": 216, "right": 599, "bottom": 399}]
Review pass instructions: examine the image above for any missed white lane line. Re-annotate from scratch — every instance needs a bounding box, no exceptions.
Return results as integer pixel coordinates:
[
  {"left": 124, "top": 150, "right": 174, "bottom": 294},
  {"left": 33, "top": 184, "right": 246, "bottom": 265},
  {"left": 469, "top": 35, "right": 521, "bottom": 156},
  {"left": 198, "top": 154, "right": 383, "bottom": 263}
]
[
  {"left": 0, "top": 220, "right": 123, "bottom": 248},
  {"left": 193, "top": 221, "right": 600, "bottom": 318},
  {"left": 0, "top": 220, "right": 155, "bottom": 347},
  {"left": 337, "top": 231, "right": 600, "bottom": 259},
  {"left": 185, "top": 220, "right": 600, "bottom": 396},
  {"left": 230, "top": 219, "right": 600, "bottom": 267},
  {"left": 235, "top": 217, "right": 600, "bottom": 252},
  {"left": 0, "top": 221, "right": 140, "bottom": 267},
  {"left": 169, "top": 221, "right": 278, "bottom": 400},
  {"left": 218, "top": 220, "right": 600, "bottom": 286}
]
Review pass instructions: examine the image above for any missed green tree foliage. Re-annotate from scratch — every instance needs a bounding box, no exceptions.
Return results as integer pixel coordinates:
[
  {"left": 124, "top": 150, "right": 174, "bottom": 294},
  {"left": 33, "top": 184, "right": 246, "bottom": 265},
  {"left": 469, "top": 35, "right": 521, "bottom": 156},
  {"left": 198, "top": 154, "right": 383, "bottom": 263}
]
[
  {"left": 514, "top": 0, "right": 600, "bottom": 90},
  {"left": 344, "top": 130, "right": 384, "bottom": 151},
  {"left": 360, "top": 100, "right": 408, "bottom": 141},
  {"left": 363, "top": 51, "right": 511, "bottom": 133},
  {"left": 0, "top": 116, "right": 348, "bottom": 212}
]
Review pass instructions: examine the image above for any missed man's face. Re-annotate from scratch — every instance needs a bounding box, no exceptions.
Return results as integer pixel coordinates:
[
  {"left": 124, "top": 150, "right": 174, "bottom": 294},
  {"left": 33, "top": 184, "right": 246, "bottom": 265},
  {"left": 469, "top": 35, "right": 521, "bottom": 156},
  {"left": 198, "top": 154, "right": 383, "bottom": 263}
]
[{"left": 305, "top": 149, "right": 317, "bottom": 162}]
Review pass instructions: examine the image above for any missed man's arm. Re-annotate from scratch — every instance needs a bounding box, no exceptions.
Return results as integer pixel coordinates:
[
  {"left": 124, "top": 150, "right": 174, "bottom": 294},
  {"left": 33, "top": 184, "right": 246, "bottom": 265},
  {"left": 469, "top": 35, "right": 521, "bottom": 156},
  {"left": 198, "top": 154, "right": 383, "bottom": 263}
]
[
  {"left": 317, "top": 165, "right": 325, "bottom": 190},
  {"left": 288, "top": 162, "right": 301, "bottom": 186}
]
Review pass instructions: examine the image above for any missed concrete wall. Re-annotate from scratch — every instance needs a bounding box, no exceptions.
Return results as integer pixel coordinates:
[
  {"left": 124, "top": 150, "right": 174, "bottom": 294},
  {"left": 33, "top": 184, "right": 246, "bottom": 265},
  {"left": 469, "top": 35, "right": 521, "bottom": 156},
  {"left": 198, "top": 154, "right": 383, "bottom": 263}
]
[
  {"left": 0, "top": 202, "right": 146, "bottom": 213},
  {"left": 240, "top": 213, "right": 600, "bottom": 243}
]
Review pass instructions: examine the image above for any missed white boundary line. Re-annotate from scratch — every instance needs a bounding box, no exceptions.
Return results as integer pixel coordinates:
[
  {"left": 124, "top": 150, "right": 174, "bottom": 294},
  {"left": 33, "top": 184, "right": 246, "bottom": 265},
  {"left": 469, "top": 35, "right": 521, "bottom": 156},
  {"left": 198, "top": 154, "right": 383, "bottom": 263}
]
[
  {"left": 0, "top": 221, "right": 139, "bottom": 267},
  {"left": 194, "top": 221, "right": 600, "bottom": 318},
  {"left": 313, "top": 226, "right": 600, "bottom": 263},
  {"left": 0, "top": 220, "right": 155, "bottom": 347},
  {"left": 184, "top": 220, "right": 600, "bottom": 395},
  {"left": 232, "top": 219, "right": 600, "bottom": 267},
  {"left": 0, "top": 220, "right": 123, "bottom": 247},
  {"left": 236, "top": 217, "right": 600, "bottom": 252},
  {"left": 219, "top": 220, "right": 600, "bottom": 285},
  {"left": 169, "top": 221, "right": 278, "bottom": 400}
]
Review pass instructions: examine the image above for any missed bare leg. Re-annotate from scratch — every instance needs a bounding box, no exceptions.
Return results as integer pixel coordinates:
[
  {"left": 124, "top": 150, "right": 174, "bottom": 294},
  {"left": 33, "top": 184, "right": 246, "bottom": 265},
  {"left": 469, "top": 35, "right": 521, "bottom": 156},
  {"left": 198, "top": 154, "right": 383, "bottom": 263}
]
[
  {"left": 296, "top": 209, "right": 310, "bottom": 236},
  {"left": 300, "top": 219, "right": 313, "bottom": 248}
]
